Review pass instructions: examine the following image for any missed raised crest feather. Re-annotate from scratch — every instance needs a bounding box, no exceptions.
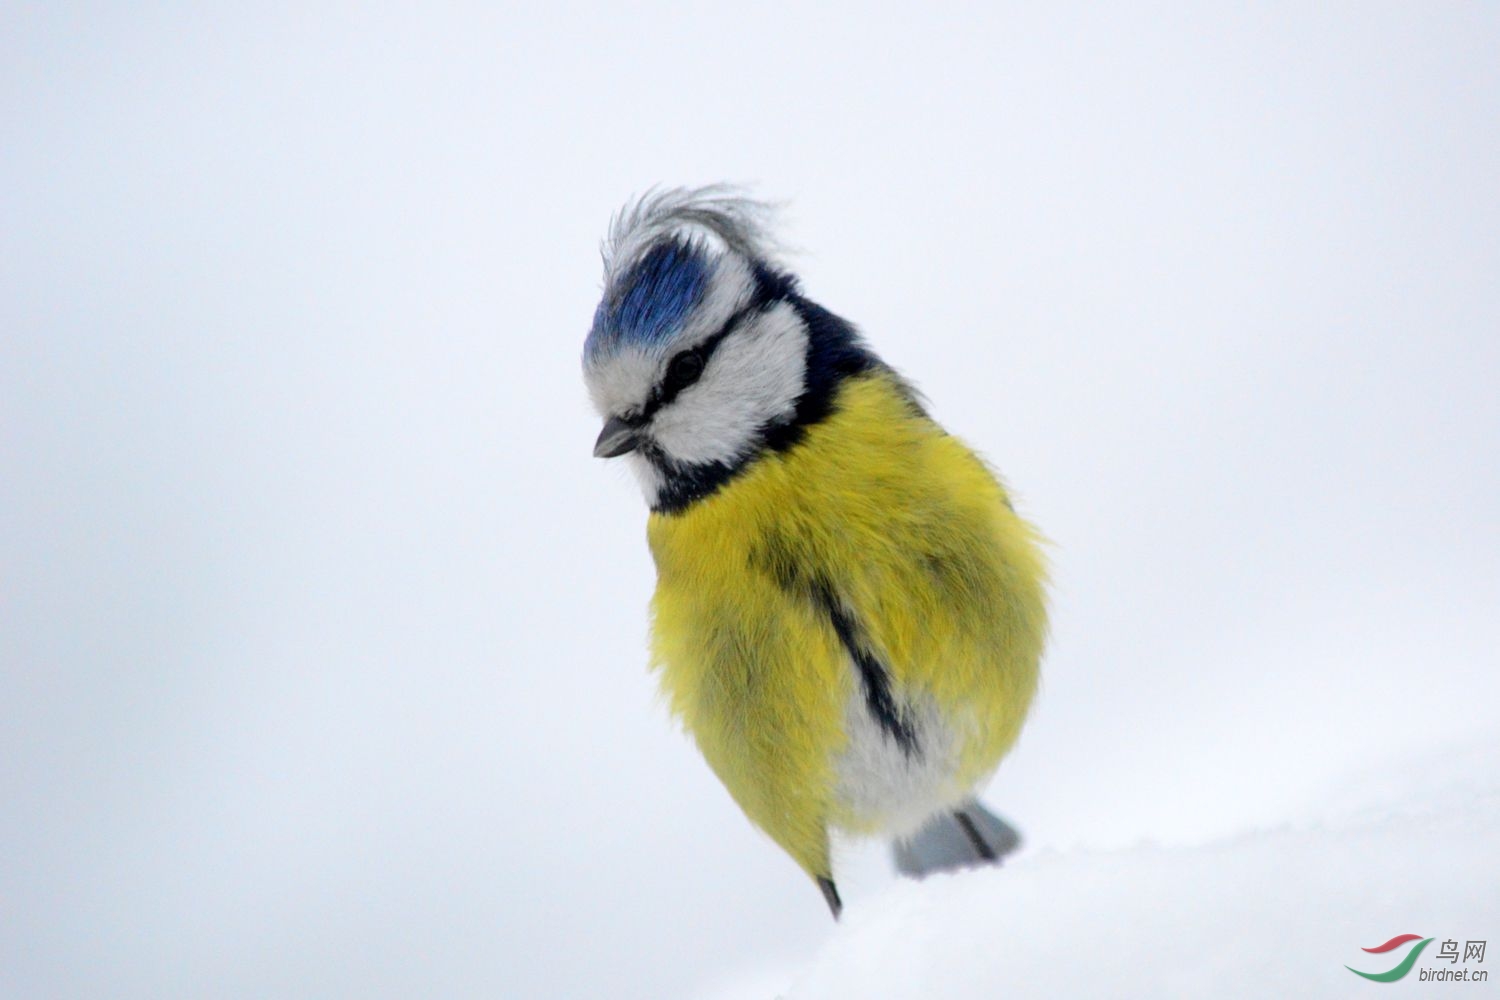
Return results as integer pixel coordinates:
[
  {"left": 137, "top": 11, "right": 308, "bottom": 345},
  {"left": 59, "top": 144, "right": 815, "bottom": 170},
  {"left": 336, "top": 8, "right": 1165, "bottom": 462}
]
[{"left": 587, "top": 186, "right": 785, "bottom": 360}]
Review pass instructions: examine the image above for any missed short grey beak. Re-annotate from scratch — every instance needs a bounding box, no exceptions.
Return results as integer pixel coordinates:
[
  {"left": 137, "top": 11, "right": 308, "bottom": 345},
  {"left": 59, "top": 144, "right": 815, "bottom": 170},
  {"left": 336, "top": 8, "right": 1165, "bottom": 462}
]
[{"left": 593, "top": 416, "right": 642, "bottom": 458}]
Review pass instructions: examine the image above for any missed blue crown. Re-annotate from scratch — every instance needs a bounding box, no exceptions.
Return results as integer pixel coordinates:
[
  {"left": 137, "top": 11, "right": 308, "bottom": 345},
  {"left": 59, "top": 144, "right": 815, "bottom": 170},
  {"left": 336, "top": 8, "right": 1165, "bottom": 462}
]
[{"left": 586, "top": 239, "right": 711, "bottom": 360}]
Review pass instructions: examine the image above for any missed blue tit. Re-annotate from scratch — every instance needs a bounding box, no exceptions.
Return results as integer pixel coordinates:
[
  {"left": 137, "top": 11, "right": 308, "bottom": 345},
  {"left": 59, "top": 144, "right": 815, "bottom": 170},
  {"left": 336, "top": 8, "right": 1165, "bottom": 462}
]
[{"left": 583, "top": 188, "right": 1048, "bottom": 918}]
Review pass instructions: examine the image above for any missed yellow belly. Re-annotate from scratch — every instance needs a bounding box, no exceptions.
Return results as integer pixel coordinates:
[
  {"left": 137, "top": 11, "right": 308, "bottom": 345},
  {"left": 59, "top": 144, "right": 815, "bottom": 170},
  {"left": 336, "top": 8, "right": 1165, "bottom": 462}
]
[{"left": 646, "top": 371, "right": 1048, "bottom": 879}]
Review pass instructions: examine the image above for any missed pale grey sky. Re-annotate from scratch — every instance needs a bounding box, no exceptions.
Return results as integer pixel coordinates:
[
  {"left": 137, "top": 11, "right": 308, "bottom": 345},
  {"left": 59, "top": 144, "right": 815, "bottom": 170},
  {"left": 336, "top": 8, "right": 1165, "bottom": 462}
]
[{"left": 3, "top": 4, "right": 1497, "bottom": 998}]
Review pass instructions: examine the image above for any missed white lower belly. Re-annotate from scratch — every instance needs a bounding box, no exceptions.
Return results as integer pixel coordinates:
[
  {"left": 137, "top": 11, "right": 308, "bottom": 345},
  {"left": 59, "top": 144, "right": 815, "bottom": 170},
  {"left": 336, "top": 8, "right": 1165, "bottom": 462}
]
[{"left": 831, "top": 690, "right": 976, "bottom": 837}]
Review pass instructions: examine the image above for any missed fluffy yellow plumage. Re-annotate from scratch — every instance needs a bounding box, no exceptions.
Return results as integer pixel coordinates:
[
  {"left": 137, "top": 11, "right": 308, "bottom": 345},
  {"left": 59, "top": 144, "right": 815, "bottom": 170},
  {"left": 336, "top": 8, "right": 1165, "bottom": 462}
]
[{"left": 647, "top": 369, "right": 1048, "bottom": 886}]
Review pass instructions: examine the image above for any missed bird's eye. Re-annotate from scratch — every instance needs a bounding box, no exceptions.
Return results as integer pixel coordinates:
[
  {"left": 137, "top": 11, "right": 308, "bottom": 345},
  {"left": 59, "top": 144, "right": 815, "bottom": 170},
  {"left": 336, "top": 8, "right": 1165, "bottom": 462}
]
[{"left": 664, "top": 350, "right": 706, "bottom": 394}]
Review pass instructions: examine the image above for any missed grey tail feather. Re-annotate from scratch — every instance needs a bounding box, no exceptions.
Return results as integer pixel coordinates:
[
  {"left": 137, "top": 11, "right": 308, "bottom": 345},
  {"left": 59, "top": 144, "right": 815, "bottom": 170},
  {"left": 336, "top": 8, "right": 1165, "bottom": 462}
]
[{"left": 892, "top": 800, "right": 1023, "bottom": 878}]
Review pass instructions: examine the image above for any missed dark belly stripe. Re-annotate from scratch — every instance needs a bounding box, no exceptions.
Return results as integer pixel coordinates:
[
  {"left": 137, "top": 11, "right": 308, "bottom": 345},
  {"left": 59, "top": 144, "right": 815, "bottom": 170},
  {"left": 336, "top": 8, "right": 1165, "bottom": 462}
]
[{"left": 811, "top": 584, "right": 920, "bottom": 757}]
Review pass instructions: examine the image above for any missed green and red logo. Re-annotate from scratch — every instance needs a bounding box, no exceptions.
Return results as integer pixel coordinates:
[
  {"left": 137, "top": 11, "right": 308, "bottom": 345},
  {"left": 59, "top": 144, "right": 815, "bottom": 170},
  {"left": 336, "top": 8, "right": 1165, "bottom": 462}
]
[{"left": 1346, "top": 934, "right": 1433, "bottom": 982}]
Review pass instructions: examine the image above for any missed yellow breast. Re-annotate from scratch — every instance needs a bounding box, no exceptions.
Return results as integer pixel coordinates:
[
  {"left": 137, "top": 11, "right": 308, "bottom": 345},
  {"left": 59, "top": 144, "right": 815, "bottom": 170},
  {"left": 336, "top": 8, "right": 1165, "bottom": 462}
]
[{"left": 646, "top": 370, "right": 1048, "bottom": 879}]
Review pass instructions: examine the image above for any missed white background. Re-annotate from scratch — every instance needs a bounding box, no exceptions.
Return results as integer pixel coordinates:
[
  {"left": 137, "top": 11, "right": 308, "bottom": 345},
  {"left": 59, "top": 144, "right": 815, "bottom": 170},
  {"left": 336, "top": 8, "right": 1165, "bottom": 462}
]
[{"left": 4, "top": 4, "right": 1497, "bottom": 998}]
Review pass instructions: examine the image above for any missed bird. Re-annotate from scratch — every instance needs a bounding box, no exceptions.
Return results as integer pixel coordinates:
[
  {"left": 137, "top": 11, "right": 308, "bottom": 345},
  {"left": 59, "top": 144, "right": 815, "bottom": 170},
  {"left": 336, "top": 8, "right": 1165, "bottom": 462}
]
[{"left": 582, "top": 188, "right": 1048, "bottom": 918}]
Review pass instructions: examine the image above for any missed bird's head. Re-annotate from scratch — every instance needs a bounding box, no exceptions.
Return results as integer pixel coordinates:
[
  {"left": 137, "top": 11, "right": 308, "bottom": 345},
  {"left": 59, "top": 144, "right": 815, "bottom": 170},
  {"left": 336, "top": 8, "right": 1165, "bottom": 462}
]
[{"left": 582, "top": 188, "right": 876, "bottom": 512}]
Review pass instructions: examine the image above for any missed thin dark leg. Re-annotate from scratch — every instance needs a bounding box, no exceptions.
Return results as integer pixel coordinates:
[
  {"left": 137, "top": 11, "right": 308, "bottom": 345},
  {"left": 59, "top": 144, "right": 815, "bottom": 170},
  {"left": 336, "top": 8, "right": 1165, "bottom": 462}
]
[
  {"left": 817, "top": 876, "right": 843, "bottom": 919},
  {"left": 953, "top": 809, "right": 998, "bottom": 862}
]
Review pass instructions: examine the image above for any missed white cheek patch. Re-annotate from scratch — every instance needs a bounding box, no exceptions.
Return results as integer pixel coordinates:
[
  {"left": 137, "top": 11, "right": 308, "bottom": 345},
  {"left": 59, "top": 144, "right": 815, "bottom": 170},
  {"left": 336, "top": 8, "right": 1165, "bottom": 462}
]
[{"left": 649, "top": 301, "right": 808, "bottom": 466}]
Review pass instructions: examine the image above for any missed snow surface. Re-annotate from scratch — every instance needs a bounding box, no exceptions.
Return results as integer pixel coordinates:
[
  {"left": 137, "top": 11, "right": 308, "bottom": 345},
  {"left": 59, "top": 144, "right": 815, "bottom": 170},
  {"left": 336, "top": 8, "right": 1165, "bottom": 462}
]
[{"left": 708, "top": 740, "right": 1500, "bottom": 999}]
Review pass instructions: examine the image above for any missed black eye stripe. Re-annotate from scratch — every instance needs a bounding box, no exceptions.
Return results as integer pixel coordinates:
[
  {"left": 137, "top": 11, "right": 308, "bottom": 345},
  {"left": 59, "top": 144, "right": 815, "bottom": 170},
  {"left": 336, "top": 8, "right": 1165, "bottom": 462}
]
[{"left": 637, "top": 293, "right": 778, "bottom": 418}]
